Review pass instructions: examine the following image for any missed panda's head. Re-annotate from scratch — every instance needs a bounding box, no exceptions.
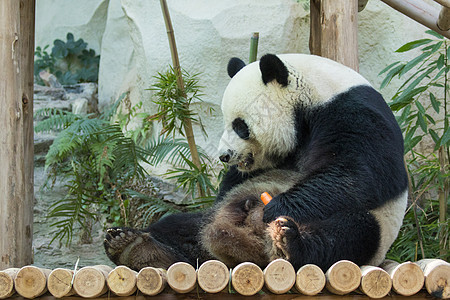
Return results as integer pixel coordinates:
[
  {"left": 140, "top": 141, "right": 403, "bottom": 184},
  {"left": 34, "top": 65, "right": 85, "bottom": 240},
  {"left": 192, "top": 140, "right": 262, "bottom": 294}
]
[{"left": 218, "top": 54, "right": 301, "bottom": 172}]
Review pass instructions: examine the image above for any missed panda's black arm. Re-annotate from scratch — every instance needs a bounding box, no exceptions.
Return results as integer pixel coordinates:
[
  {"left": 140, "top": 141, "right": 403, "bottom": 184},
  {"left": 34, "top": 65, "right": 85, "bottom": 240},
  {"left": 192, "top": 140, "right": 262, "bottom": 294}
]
[
  {"left": 262, "top": 164, "right": 396, "bottom": 224},
  {"left": 215, "top": 165, "right": 253, "bottom": 203}
]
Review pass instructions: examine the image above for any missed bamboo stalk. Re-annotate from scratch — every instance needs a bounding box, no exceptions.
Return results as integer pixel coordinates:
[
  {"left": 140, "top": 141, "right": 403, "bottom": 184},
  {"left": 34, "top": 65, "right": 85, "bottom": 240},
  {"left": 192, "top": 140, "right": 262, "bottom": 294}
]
[
  {"left": 249, "top": 33, "right": 259, "bottom": 64},
  {"left": 159, "top": 0, "right": 205, "bottom": 198},
  {"left": 438, "top": 146, "right": 448, "bottom": 258}
]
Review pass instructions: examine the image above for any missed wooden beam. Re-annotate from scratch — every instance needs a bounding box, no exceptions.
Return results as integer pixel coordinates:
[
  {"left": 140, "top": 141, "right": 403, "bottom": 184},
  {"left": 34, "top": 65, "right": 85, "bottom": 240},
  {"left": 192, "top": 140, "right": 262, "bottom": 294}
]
[
  {"left": 437, "top": 6, "right": 450, "bottom": 31},
  {"left": 381, "top": 0, "right": 450, "bottom": 39},
  {"left": 309, "top": 0, "right": 359, "bottom": 72},
  {"left": 0, "top": 0, "right": 35, "bottom": 269}
]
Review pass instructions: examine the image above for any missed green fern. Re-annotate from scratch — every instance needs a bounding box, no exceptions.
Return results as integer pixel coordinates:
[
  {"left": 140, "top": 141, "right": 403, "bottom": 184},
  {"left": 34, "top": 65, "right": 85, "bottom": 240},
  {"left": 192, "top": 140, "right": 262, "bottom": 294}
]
[
  {"left": 145, "top": 136, "right": 211, "bottom": 167},
  {"left": 34, "top": 108, "right": 83, "bottom": 133},
  {"left": 127, "top": 190, "right": 182, "bottom": 227},
  {"left": 48, "top": 162, "right": 101, "bottom": 246}
]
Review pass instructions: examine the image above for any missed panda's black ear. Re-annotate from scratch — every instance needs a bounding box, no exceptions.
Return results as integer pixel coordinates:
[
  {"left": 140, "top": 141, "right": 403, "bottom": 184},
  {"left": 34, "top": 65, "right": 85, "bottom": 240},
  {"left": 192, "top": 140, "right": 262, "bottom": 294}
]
[
  {"left": 259, "top": 54, "right": 289, "bottom": 87},
  {"left": 227, "top": 57, "right": 246, "bottom": 78}
]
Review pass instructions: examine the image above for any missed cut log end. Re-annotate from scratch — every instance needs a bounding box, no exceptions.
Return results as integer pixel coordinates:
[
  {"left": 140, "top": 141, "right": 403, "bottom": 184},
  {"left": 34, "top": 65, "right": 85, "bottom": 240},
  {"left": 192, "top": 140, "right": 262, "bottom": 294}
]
[
  {"left": 47, "top": 268, "right": 75, "bottom": 298},
  {"left": 107, "top": 265, "right": 137, "bottom": 297},
  {"left": 325, "top": 260, "right": 361, "bottom": 295},
  {"left": 264, "top": 259, "right": 296, "bottom": 294},
  {"left": 14, "top": 266, "right": 51, "bottom": 299},
  {"left": 417, "top": 259, "right": 450, "bottom": 299},
  {"left": 231, "top": 262, "right": 264, "bottom": 296},
  {"left": 137, "top": 267, "right": 167, "bottom": 296},
  {"left": 0, "top": 268, "right": 19, "bottom": 299},
  {"left": 359, "top": 266, "right": 392, "bottom": 299},
  {"left": 167, "top": 262, "right": 197, "bottom": 294},
  {"left": 380, "top": 260, "right": 424, "bottom": 296},
  {"left": 73, "top": 265, "right": 112, "bottom": 298},
  {"left": 295, "top": 264, "right": 326, "bottom": 296},
  {"left": 198, "top": 260, "right": 229, "bottom": 293}
]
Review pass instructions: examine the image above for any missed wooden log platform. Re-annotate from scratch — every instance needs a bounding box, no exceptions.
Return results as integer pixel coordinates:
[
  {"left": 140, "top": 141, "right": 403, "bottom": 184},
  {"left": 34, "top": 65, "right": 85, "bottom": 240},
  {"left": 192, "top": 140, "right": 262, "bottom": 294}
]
[{"left": 1, "top": 258, "right": 449, "bottom": 299}]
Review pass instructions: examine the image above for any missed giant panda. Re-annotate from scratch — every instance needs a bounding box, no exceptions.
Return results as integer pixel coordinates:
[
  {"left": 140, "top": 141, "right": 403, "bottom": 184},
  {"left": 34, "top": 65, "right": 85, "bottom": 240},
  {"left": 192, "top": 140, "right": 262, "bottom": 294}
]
[{"left": 104, "top": 53, "right": 408, "bottom": 271}]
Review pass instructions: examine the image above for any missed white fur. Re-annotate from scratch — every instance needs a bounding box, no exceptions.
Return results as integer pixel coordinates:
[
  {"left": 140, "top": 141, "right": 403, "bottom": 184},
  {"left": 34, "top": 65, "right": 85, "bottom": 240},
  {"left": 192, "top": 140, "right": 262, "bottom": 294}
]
[
  {"left": 369, "top": 190, "right": 408, "bottom": 266},
  {"left": 219, "top": 53, "right": 371, "bottom": 171}
]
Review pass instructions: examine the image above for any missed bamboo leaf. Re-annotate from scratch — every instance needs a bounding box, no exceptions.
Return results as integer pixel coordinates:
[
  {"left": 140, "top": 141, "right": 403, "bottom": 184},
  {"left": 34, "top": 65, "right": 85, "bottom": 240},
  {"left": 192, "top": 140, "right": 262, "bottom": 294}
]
[
  {"left": 416, "top": 112, "right": 427, "bottom": 132},
  {"left": 399, "top": 52, "right": 432, "bottom": 77},
  {"left": 437, "top": 54, "right": 445, "bottom": 69},
  {"left": 381, "top": 64, "right": 405, "bottom": 89},
  {"left": 405, "top": 136, "right": 422, "bottom": 153},
  {"left": 441, "top": 127, "right": 450, "bottom": 146},
  {"left": 430, "top": 91, "right": 441, "bottom": 113},
  {"left": 395, "top": 39, "right": 433, "bottom": 52},
  {"left": 425, "top": 30, "right": 443, "bottom": 39},
  {"left": 379, "top": 61, "right": 401, "bottom": 76},
  {"left": 429, "top": 129, "right": 440, "bottom": 145},
  {"left": 389, "top": 86, "right": 428, "bottom": 111}
]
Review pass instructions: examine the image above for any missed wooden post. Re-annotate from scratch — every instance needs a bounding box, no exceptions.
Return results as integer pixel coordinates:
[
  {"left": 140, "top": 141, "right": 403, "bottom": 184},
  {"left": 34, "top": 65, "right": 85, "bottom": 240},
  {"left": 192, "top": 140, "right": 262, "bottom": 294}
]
[
  {"left": 310, "top": 0, "right": 359, "bottom": 71},
  {"left": 0, "top": 0, "right": 35, "bottom": 269}
]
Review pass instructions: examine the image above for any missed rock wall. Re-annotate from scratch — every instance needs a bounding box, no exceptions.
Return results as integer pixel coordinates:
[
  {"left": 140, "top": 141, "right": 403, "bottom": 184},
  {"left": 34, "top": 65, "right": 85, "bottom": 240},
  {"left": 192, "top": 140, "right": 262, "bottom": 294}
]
[{"left": 35, "top": 0, "right": 438, "bottom": 159}]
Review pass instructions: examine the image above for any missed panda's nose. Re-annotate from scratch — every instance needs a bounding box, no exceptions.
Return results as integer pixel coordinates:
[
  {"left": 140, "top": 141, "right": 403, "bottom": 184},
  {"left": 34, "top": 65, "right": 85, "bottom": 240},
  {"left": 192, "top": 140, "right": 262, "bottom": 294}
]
[{"left": 219, "top": 153, "right": 230, "bottom": 163}]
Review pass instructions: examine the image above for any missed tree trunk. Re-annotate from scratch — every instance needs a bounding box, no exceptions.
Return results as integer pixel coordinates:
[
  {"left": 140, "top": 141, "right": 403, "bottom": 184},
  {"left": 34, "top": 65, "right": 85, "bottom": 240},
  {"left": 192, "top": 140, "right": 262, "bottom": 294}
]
[
  {"left": 310, "top": 0, "right": 359, "bottom": 71},
  {"left": 0, "top": 0, "right": 35, "bottom": 269}
]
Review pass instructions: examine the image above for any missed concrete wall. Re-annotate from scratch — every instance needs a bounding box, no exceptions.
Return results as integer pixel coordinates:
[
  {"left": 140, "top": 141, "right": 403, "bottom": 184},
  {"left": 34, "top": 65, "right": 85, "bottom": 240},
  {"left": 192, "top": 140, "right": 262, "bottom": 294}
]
[{"left": 35, "top": 0, "right": 438, "bottom": 161}]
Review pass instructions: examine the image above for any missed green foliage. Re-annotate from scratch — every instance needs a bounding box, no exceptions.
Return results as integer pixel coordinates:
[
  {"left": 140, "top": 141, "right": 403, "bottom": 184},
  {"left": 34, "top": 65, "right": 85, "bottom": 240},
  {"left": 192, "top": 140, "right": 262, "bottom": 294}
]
[
  {"left": 149, "top": 67, "right": 209, "bottom": 137},
  {"left": 36, "top": 105, "right": 153, "bottom": 246},
  {"left": 380, "top": 30, "right": 449, "bottom": 261},
  {"left": 148, "top": 67, "right": 218, "bottom": 201},
  {"left": 38, "top": 87, "right": 218, "bottom": 245},
  {"left": 34, "top": 33, "right": 100, "bottom": 85}
]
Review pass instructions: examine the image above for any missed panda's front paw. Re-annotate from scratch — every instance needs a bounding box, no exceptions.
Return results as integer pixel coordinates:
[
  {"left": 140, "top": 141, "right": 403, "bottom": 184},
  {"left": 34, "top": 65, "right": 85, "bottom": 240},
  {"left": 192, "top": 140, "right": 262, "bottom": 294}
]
[{"left": 267, "top": 217, "right": 299, "bottom": 260}]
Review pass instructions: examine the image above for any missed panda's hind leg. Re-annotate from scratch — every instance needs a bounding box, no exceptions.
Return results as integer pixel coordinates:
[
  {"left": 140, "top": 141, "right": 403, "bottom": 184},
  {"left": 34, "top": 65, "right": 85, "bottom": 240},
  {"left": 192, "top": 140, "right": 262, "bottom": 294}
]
[{"left": 104, "top": 227, "right": 181, "bottom": 270}]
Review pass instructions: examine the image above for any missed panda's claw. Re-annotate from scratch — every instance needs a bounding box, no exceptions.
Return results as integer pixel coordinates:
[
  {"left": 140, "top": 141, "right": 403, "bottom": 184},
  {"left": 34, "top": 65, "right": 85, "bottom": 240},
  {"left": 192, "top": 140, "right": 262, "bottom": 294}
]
[{"left": 267, "top": 216, "right": 299, "bottom": 260}]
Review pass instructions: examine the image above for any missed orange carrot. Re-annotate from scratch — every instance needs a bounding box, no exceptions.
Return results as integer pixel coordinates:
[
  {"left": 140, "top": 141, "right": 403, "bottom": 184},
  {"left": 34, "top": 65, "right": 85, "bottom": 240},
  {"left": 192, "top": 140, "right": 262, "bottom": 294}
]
[{"left": 261, "top": 192, "right": 273, "bottom": 205}]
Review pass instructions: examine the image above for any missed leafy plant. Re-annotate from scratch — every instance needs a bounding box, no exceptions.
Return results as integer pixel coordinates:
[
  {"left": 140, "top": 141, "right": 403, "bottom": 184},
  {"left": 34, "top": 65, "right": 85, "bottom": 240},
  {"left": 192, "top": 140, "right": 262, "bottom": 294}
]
[
  {"left": 34, "top": 33, "right": 100, "bottom": 85},
  {"left": 36, "top": 106, "right": 152, "bottom": 246},
  {"left": 380, "top": 30, "right": 449, "bottom": 261},
  {"left": 149, "top": 66, "right": 217, "bottom": 200}
]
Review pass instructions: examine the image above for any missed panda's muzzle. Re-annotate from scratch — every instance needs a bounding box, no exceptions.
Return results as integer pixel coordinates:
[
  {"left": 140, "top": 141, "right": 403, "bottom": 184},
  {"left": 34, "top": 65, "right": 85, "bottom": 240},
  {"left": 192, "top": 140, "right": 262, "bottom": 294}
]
[
  {"left": 238, "top": 153, "right": 254, "bottom": 169},
  {"left": 220, "top": 150, "right": 254, "bottom": 170}
]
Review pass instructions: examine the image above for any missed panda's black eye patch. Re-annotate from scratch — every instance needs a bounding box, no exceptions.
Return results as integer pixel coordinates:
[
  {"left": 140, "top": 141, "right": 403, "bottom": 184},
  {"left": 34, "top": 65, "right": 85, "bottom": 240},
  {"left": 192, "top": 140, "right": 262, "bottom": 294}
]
[{"left": 232, "top": 118, "right": 250, "bottom": 140}]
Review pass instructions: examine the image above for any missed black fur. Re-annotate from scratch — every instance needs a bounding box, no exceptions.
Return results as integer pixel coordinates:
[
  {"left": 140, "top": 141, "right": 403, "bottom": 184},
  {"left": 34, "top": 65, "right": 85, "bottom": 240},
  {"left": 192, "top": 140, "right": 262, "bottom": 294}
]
[
  {"left": 232, "top": 117, "right": 250, "bottom": 140},
  {"left": 227, "top": 57, "right": 246, "bottom": 78},
  {"left": 260, "top": 54, "right": 289, "bottom": 86}
]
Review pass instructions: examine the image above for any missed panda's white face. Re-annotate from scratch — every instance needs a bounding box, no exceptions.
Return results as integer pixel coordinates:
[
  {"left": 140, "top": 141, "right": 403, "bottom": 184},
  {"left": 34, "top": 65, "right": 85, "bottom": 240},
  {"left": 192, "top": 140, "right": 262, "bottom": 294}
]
[
  {"left": 218, "top": 60, "right": 298, "bottom": 172},
  {"left": 218, "top": 53, "right": 370, "bottom": 172}
]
